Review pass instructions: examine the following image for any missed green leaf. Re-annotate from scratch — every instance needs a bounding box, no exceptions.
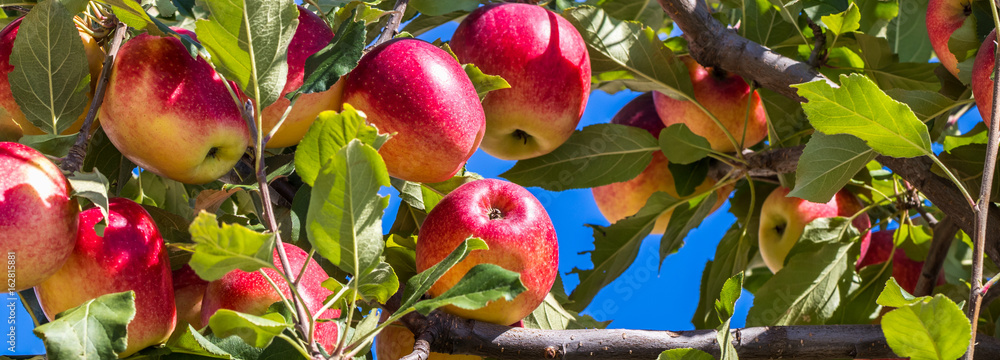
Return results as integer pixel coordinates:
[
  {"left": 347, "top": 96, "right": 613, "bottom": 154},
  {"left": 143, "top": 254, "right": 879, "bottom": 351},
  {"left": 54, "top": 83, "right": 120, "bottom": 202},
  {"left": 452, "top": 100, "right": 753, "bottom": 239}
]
[
  {"left": 659, "top": 192, "right": 717, "bottom": 265},
  {"left": 715, "top": 272, "right": 744, "bottom": 321},
  {"left": 165, "top": 324, "right": 232, "bottom": 358},
  {"left": 9, "top": 0, "right": 90, "bottom": 134},
  {"left": 346, "top": 308, "right": 380, "bottom": 352},
  {"left": 208, "top": 309, "right": 290, "bottom": 348},
  {"left": 97, "top": 0, "right": 156, "bottom": 32},
  {"left": 410, "top": 0, "right": 477, "bottom": 16},
  {"left": 946, "top": 12, "right": 979, "bottom": 63},
  {"left": 794, "top": 74, "right": 933, "bottom": 158},
  {"left": 188, "top": 211, "right": 276, "bottom": 281},
  {"left": 413, "top": 263, "right": 527, "bottom": 315},
  {"left": 18, "top": 134, "right": 76, "bottom": 158},
  {"left": 659, "top": 124, "right": 712, "bottom": 165},
  {"left": 746, "top": 218, "right": 858, "bottom": 326},
  {"left": 599, "top": 0, "right": 665, "bottom": 30},
  {"left": 357, "top": 261, "right": 399, "bottom": 304},
  {"left": 789, "top": 132, "right": 876, "bottom": 203},
  {"left": 882, "top": 295, "right": 971, "bottom": 360},
  {"left": 820, "top": 5, "right": 860, "bottom": 35},
  {"left": 298, "top": 8, "right": 366, "bottom": 96},
  {"left": 307, "top": 140, "right": 390, "bottom": 275},
  {"left": 692, "top": 224, "right": 755, "bottom": 329},
  {"left": 463, "top": 63, "right": 511, "bottom": 100},
  {"left": 397, "top": 237, "right": 489, "bottom": 314},
  {"left": 295, "top": 105, "right": 386, "bottom": 186},
  {"left": 869, "top": 63, "right": 942, "bottom": 92},
  {"left": 568, "top": 192, "right": 682, "bottom": 311},
  {"left": 877, "top": 277, "right": 922, "bottom": 308},
  {"left": 658, "top": 348, "right": 715, "bottom": 360},
  {"left": 885, "top": 89, "right": 956, "bottom": 123},
  {"left": 400, "top": 11, "right": 469, "bottom": 36},
  {"left": 717, "top": 317, "right": 738, "bottom": 360},
  {"left": 768, "top": 0, "right": 802, "bottom": 25},
  {"left": 67, "top": 170, "right": 111, "bottom": 235},
  {"left": 195, "top": 0, "right": 298, "bottom": 108},
  {"left": 744, "top": 0, "right": 796, "bottom": 47},
  {"left": 500, "top": 124, "right": 659, "bottom": 191},
  {"left": 563, "top": 6, "right": 693, "bottom": 98},
  {"left": 33, "top": 291, "right": 135, "bottom": 360},
  {"left": 394, "top": 170, "right": 483, "bottom": 212},
  {"left": 667, "top": 159, "right": 709, "bottom": 197}
]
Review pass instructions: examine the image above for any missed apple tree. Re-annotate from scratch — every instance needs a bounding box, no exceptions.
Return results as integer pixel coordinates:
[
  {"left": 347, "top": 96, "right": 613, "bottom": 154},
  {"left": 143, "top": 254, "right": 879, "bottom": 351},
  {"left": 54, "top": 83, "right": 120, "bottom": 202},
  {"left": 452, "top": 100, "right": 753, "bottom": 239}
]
[{"left": 0, "top": 0, "right": 999, "bottom": 359}]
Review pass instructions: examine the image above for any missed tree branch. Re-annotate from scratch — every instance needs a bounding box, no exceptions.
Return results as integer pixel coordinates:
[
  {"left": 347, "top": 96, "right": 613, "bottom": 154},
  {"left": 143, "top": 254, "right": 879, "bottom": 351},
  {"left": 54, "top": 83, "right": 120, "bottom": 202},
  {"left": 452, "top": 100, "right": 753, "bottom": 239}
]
[
  {"left": 914, "top": 216, "right": 958, "bottom": 297},
  {"left": 373, "top": 0, "right": 409, "bottom": 47}
]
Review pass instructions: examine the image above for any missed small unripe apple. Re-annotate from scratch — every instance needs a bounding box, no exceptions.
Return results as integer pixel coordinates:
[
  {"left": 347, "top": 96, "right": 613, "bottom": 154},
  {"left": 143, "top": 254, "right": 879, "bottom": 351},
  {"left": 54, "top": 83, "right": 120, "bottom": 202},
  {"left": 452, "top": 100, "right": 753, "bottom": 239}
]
[
  {"left": 927, "top": 0, "right": 974, "bottom": 78},
  {"left": 0, "top": 16, "right": 106, "bottom": 137},
  {"left": 99, "top": 30, "right": 249, "bottom": 184},
  {"left": 758, "top": 187, "right": 871, "bottom": 273},
  {"left": 0, "top": 142, "right": 78, "bottom": 291},
  {"left": 201, "top": 243, "right": 341, "bottom": 353},
  {"left": 972, "top": 29, "right": 997, "bottom": 126},
  {"left": 416, "top": 179, "right": 558, "bottom": 325},
  {"left": 342, "top": 38, "right": 485, "bottom": 183},
  {"left": 260, "top": 6, "right": 344, "bottom": 148},
  {"left": 450, "top": 2, "right": 591, "bottom": 160},
  {"left": 35, "top": 198, "right": 176, "bottom": 357},
  {"left": 592, "top": 93, "right": 731, "bottom": 234},
  {"left": 653, "top": 56, "right": 767, "bottom": 153}
]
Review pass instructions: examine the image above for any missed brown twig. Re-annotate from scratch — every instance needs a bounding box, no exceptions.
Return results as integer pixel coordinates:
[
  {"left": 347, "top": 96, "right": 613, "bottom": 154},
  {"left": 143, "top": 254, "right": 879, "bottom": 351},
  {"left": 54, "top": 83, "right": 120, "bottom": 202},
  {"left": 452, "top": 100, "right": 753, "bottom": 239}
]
[
  {"left": 60, "top": 17, "right": 126, "bottom": 174},
  {"left": 373, "top": 0, "right": 409, "bottom": 48},
  {"left": 914, "top": 216, "right": 958, "bottom": 297},
  {"left": 805, "top": 17, "right": 826, "bottom": 69}
]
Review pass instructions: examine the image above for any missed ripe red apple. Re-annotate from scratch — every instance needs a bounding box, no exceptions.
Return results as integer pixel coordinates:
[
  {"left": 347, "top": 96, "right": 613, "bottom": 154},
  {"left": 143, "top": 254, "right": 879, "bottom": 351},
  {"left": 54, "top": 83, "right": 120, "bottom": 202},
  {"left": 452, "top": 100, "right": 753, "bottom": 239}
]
[
  {"left": 653, "top": 56, "right": 767, "bottom": 153},
  {"left": 260, "top": 6, "right": 344, "bottom": 148},
  {"left": 450, "top": 2, "right": 591, "bottom": 160},
  {"left": 0, "top": 142, "right": 78, "bottom": 291},
  {"left": 172, "top": 264, "right": 209, "bottom": 330},
  {"left": 201, "top": 242, "right": 341, "bottom": 353},
  {"left": 927, "top": 0, "right": 974, "bottom": 78},
  {"left": 591, "top": 93, "right": 730, "bottom": 234},
  {"left": 972, "top": 29, "right": 997, "bottom": 125},
  {"left": 758, "top": 187, "right": 871, "bottom": 273},
  {"left": 0, "top": 16, "right": 106, "bottom": 137},
  {"left": 416, "top": 179, "right": 558, "bottom": 325},
  {"left": 856, "top": 230, "right": 945, "bottom": 294},
  {"left": 342, "top": 38, "right": 484, "bottom": 183},
  {"left": 99, "top": 30, "right": 249, "bottom": 184},
  {"left": 35, "top": 198, "right": 175, "bottom": 357}
]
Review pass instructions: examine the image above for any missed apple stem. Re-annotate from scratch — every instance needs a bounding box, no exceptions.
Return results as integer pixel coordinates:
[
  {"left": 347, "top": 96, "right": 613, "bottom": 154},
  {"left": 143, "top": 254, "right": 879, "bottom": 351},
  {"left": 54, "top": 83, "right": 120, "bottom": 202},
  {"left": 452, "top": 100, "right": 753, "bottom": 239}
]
[
  {"left": 372, "top": 0, "right": 409, "bottom": 48},
  {"left": 60, "top": 15, "right": 127, "bottom": 174}
]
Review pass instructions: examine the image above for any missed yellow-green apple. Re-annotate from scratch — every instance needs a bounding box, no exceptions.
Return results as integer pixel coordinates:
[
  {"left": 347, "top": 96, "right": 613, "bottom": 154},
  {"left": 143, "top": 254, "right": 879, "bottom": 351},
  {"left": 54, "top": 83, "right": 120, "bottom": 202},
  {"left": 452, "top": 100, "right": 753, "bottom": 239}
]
[
  {"left": 927, "top": 0, "right": 974, "bottom": 78},
  {"left": 35, "top": 198, "right": 175, "bottom": 357},
  {"left": 260, "top": 6, "right": 344, "bottom": 148},
  {"left": 450, "top": 3, "right": 590, "bottom": 160},
  {"left": 201, "top": 243, "right": 341, "bottom": 353},
  {"left": 342, "top": 38, "right": 484, "bottom": 183},
  {"left": 172, "top": 264, "right": 208, "bottom": 330},
  {"left": 0, "top": 142, "right": 78, "bottom": 290},
  {"left": 99, "top": 29, "right": 249, "bottom": 184},
  {"left": 856, "top": 229, "right": 945, "bottom": 294},
  {"left": 653, "top": 56, "right": 767, "bottom": 153},
  {"left": 972, "top": 29, "right": 997, "bottom": 125},
  {"left": 416, "top": 179, "right": 557, "bottom": 325},
  {"left": 758, "top": 187, "right": 871, "bottom": 273},
  {"left": 591, "top": 93, "right": 731, "bottom": 234},
  {"left": 0, "top": 16, "right": 106, "bottom": 137}
]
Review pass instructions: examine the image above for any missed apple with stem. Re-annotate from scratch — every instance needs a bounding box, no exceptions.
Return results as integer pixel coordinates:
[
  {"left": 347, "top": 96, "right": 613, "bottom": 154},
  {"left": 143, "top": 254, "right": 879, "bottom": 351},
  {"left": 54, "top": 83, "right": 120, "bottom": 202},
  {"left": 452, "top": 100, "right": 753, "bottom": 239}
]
[
  {"left": 653, "top": 56, "right": 767, "bottom": 153},
  {"left": 35, "top": 198, "right": 175, "bottom": 357},
  {"left": 416, "top": 179, "right": 558, "bottom": 326},
  {"left": 0, "top": 142, "right": 78, "bottom": 291},
  {"left": 99, "top": 29, "right": 249, "bottom": 185},
  {"left": 972, "top": 29, "right": 997, "bottom": 126},
  {"left": 758, "top": 186, "right": 871, "bottom": 273},
  {"left": 0, "top": 16, "right": 106, "bottom": 137},
  {"left": 201, "top": 242, "right": 341, "bottom": 353},
  {"left": 927, "top": 0, "right": 974, "bottom": 78},
  {"left": 450, "top": 2, "right": 591, "bottom": 160},
  {"left": 342, "top": 38, "right": 484, "bottom": 183},
  {"left": 592, "top": 93, "right": 731, "bottom": 234}
]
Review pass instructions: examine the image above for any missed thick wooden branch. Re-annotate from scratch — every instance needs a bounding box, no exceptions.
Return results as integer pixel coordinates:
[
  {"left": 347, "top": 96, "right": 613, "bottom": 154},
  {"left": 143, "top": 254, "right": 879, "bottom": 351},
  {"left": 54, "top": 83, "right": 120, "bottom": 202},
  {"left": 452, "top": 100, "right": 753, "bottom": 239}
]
[{"left": 657, "top": 0, "right": 834, "bottom": 101}]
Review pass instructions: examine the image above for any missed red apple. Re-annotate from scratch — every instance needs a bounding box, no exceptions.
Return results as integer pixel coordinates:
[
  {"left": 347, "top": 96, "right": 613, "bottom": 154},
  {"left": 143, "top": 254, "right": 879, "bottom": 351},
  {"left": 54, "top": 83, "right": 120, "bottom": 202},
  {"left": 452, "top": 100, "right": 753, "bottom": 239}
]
[
  {"left": 972, "top": 29, "right": 997, "bottom": 126},
  {"left": 342, "top": 38, "right": 484, "bottom": 183},
  {"left": 758, "top": 187, "right": 871, "bottom": 273},
  {"left": 856, "top": 229, "right": 945, "bottom": 294},
  {"left": 927, "top": 0, "right": 974, "bottom": 78},
  {"left": 592, "top": 93, "right": 731, "bottom": 234},
  {"left": 0, "top": 16, "right": 106, "bottom": 137},
  {"left": 0, "top": 142, "right": 78, "bottom": 291},
  {"left": 260, "top": 6, "right": 344, "bottom": 148},
  {"left": 653, "top": 56, "right": 767, "bottom": 153},
  {"left": 35, "top": 198, "right": 175, "bottom": 357},
  {"left": 172, "top": 264, "right": 209, "bottom": 330},
  {"left": 450, "top": 3, "right": 591, "bottom": 160},
  {"left": 416, "top": 179, "right": 558, "bottom": 325},
  {"left": 201, "top": 243, "right": 341, "bottom": 353},
  {"left": 99, "top": 30, "right": 249, "bottom": 184}
]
